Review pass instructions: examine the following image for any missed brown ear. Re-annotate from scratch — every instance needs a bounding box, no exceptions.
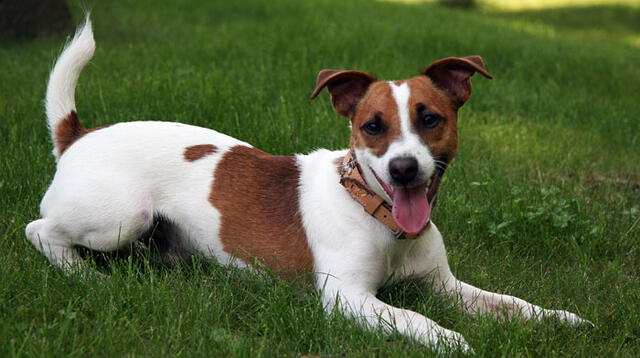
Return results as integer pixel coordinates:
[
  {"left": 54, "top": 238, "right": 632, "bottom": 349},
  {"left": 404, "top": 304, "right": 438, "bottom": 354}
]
[
  {"left": 309, "top": 69, "right": 376, "bottom": 118},
  {"left": 422, "top": 56, "right": 493, "bottom": 108}
]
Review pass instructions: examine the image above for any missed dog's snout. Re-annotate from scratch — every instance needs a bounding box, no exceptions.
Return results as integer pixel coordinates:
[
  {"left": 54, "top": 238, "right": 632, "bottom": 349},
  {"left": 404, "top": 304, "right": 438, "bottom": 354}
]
[{"left": 389, "top": 157, "right": 418, "bottom": 185}]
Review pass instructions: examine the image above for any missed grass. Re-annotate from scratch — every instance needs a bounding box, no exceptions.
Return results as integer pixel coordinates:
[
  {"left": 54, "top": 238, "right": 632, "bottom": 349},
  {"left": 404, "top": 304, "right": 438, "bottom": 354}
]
[{"left": 1, "top": 0, "right": 639, "bottom": 356}]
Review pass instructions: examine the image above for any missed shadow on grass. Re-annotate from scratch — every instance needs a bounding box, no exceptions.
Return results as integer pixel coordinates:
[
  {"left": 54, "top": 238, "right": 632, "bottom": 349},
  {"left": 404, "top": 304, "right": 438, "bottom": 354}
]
[{"left": 74, "top": 238, "right": 317, "bottom": 291}]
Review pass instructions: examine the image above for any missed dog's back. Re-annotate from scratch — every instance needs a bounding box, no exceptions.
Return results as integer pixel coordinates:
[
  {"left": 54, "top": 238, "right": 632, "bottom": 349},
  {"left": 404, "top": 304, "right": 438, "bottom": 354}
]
[{"left": 27, "top": 18, "right": 320, "bottom": 275}]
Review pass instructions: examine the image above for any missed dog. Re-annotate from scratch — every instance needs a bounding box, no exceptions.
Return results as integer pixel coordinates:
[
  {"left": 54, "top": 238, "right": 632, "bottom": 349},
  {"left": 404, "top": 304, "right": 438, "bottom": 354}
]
[{"left": 26, "top": 18, "right": 592, "bottom": 353}]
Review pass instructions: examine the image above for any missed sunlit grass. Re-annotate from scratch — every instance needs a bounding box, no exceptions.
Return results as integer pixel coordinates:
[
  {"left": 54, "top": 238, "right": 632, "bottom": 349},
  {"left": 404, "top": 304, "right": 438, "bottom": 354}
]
[
  {"left": 382, "top": 0, "right": 640, "bottom": 48},
  {"left": 486, "top": 0, "right": 640, "bottom": 10},
  {"left": 382, "top": 0, "right": 640, "bottom": 10},
  {"left": 478, "top": 0, "right": 640, "bottom": 11}
]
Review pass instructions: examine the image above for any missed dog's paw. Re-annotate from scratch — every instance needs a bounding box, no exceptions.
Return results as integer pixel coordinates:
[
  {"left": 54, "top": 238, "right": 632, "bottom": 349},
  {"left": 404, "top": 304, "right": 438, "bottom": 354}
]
[
  {"left": 427, "top": 329, "right": 474, "bottom": 355},
  {"left": 547, "top": 309, "right": 596, "bottom": 328}
]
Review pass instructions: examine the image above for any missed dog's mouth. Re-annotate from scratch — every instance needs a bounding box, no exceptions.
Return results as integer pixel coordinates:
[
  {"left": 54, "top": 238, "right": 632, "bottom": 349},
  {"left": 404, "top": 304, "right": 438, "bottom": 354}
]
[{"left": 370, "top": 169, "right": 444, "bottom": 235}]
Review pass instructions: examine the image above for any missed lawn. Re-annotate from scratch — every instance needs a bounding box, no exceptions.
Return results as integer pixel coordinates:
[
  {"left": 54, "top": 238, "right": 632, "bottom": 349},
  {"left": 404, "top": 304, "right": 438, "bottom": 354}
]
[{"left": 1, "top": 0, "right": 639, "bottom": 356}]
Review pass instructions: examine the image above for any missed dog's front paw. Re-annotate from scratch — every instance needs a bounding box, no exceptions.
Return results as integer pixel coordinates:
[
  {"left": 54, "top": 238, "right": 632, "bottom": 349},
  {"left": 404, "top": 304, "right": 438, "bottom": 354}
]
[
  {"left": 547, "top": 309, "right": 596, "bottom": 328},
  {"left": 427, "top": 329, "right": 474, "bottom": 355}
]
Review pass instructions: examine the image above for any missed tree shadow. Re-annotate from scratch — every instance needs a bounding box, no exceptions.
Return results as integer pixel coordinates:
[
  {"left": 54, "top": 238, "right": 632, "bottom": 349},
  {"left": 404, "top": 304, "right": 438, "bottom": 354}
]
[{"left": 438, "top": 0, "right": 477, "bottom": 9}]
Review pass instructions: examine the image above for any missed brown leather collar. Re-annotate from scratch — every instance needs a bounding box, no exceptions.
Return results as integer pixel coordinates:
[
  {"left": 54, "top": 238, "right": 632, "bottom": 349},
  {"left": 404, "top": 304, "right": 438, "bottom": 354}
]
[{"left": 338, "top": 151, "right": 429, "bottom": 240}]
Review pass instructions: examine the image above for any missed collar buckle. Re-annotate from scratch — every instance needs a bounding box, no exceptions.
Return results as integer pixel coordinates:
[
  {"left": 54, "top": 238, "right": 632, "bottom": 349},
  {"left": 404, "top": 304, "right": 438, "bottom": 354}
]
[{"left": 340, "top": 155, "right": 356, "bottom": 176}]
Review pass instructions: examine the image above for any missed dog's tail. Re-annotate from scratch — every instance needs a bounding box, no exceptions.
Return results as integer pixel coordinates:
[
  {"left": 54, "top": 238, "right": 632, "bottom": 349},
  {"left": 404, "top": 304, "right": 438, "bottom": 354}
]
[{"left": 45, "top": 16, "right": 95, "bottom": 159}]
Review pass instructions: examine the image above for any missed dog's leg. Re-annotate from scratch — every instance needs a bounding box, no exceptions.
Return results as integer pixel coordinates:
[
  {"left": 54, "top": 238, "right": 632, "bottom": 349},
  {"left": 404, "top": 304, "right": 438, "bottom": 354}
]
[
  {"left": 25, "top": 218, "right": 83, "bottom": 273},
  {"left": 436, "top": 277, "right": 593, "bottom": 326},
  {"left": 402, "top": 224, "right": 593, "bottom": 326},
  {"left": 26, "top": 175, "right": 155, "bottom": 274},
  {"left": 319, "top": 280, "right": 472, "bottom": 354}
]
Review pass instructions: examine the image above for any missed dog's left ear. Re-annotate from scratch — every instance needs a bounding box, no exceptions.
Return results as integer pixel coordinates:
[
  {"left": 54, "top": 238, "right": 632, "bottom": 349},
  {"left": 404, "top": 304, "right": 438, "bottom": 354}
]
[
  {"left": 423, "top": 56, "right": 493, "bottom": 108},
  {"left": 309, "top": 70, "right": 377, "bottom": 118}
]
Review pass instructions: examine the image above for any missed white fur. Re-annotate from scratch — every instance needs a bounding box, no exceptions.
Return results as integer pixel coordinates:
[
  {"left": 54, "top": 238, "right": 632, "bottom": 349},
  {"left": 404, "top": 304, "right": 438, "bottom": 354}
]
[
  {"left": 386, "top": 81, "right": 436, "bottom": 184},
  {"left": 356, "top": 82, "right": 436, "bottom": 202},
  {"left": 26, "top": 18, "right": 592, "bottom": 355},
  {"left": 45, "top": 16, "right": 95, "bottom": 158}
]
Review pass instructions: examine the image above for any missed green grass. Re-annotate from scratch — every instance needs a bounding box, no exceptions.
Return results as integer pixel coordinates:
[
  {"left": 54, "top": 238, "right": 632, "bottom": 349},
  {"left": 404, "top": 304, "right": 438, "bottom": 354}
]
[{"left": 1, "top": 0, "right": 639, "bottom": 356}]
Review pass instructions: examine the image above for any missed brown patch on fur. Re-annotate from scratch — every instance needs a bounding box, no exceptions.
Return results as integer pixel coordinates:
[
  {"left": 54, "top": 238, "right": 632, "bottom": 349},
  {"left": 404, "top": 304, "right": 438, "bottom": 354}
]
[
  {"left": 55, "top": 111, "right": 110, "bottom": 156},
  {"left": 333, "top": 156, "right": 345, "bottom": 175},
  {"left": 210, "top": 146, "right": 313, "bottom": 277},
  {"left": 55, "top": 111, "right": 85, "bottom": 156},
  {"left": 423, "top": 56, "right": 492, "bottom": 108},
  {"left": 309, "top": 70, "right": 376, "bottom": 118},
  {"left": 406, "top": 76, "right": 459, "bottom": 161},
  {"left": 350, "top": 82, "right": 401, "bottom": 157},
  {"left": 184, "top": 144, "right": 218, "bottom": 162}
]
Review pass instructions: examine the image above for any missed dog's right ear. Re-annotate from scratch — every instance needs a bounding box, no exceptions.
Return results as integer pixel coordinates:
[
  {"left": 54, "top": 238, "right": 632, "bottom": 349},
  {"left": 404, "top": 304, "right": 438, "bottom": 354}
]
[{"left": 310, "top": 70, "right": 376, "bottom": 118}]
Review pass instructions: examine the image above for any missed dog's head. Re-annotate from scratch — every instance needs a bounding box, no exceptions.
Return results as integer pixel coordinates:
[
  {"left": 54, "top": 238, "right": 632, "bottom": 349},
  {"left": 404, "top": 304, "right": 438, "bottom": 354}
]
[{"left": 310, "top": 56, "right": 492, "bottom": 234}]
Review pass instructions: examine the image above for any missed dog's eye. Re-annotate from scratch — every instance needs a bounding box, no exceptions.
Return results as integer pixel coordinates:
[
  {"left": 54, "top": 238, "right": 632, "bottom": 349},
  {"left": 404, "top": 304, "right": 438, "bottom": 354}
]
[
  {"left": 420, "top": 114, "right": 443, "bottom": 129},
  {"left": 362, "top": 116, "right": 385, "bottom": 136}
]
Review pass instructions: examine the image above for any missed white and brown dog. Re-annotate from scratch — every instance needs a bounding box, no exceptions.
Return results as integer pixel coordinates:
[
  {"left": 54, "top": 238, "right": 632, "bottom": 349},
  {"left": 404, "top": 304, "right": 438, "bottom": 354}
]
[{"left": 26, "top": 19, "right": 592, "bottom": 353}]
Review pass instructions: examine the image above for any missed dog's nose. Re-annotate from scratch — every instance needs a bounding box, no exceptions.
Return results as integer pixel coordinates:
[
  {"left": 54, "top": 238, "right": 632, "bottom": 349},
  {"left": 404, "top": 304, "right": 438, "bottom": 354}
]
[{"left": 389, "top": 157, "right": 418, "bottom": 185}]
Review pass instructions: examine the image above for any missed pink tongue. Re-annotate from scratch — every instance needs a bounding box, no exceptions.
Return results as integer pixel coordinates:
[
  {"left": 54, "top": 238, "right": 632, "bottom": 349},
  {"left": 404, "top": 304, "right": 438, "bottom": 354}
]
[{"left": 391, "top": 186, "right": 430, "bottom": 235}]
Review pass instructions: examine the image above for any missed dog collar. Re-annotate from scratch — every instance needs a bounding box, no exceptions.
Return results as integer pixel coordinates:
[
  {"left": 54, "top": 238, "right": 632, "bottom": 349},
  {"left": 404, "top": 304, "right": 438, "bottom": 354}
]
[{"left": 338, "top": 151, "right": 428, "bottom": 240}]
